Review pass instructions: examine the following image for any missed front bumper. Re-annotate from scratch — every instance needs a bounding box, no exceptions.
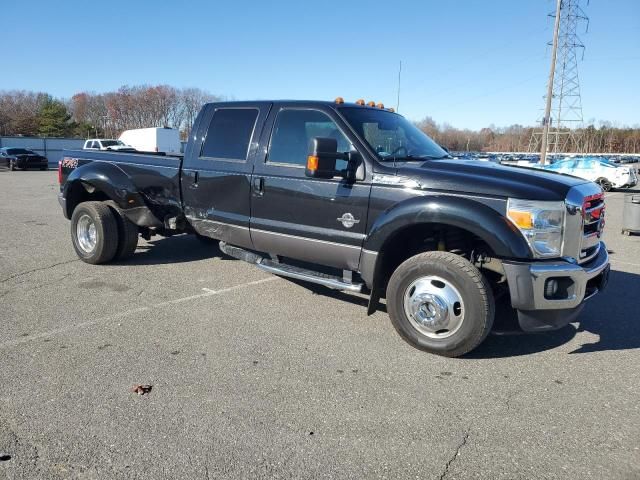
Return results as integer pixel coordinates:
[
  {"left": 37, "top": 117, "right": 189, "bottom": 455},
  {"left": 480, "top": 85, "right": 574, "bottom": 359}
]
[{"left": 502, "top": 243, "right": 610, "bottom": 332}]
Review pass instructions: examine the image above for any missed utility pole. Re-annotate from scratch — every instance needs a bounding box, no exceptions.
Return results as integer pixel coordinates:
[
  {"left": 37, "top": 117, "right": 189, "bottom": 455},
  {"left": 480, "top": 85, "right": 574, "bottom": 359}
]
[{"left": 540, "top": 0, "right": 562, "bottom": 165}]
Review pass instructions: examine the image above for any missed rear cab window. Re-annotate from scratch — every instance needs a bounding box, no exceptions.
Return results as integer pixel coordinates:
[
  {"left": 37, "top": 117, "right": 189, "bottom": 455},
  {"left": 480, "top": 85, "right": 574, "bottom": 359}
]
[{"left": 200, "top": 108, "right": 259, "bottom": 162}]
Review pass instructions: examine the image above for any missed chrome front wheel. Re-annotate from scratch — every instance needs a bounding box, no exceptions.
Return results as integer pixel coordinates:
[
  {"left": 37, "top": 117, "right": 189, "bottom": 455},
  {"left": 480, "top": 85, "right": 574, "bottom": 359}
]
[
  {"left": 403, "top": 275, "right": 465, "bottom": 339},
  {"left": 386, "top": 251, "right": 495, "bottom": 357}
]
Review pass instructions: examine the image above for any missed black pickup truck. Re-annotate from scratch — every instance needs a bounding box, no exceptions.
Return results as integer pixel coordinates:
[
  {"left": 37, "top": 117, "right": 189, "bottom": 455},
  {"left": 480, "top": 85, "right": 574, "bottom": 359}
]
[{"left": 58, "top": 99, "right": 610, "bottom": 357}]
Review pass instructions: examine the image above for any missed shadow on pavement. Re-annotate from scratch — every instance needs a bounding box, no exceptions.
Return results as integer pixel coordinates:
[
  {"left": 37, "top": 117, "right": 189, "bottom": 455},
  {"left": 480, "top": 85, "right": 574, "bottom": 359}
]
[
  {"left": 116, "top": 234, "right": 640, "bottom": 358},
  {"left": 568, "top": 270, "right": 640, "bottom": 354},
  {"left": 285, "top": 278, "right": 387, "bottom": 313},
  {"left": 467, "top": 268, "right": 640, "bottom": 358},
  {"left": 112, "top": 234, "right": 225, "bottom": 266}
]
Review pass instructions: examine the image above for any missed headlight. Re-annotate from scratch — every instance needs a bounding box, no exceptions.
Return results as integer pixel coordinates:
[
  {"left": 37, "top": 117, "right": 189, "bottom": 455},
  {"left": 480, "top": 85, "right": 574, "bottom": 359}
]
[{"left": 507, "top": 199, "right": 565, "bottom": 258}]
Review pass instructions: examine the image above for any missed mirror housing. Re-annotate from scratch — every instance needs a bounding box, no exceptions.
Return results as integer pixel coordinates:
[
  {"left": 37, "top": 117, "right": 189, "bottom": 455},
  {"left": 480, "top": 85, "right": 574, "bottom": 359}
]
[{"left": 305, "top": 137, "right": 345, "bottom": 179}]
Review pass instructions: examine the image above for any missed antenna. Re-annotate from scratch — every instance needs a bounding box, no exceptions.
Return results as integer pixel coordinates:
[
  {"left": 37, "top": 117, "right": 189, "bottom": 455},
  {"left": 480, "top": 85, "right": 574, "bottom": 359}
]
[
  {"left": 396, "top": 60, "right": 402, "bottom": 112},
  {"left": 529, "top": 0, "right": 589, "bottom": 162}
]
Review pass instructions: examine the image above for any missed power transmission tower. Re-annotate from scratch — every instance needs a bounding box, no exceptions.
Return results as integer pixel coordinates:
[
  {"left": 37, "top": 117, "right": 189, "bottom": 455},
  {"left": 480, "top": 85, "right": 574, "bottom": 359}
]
[{"left": 529, "top": 0, "right": 589, "bottom": 163}]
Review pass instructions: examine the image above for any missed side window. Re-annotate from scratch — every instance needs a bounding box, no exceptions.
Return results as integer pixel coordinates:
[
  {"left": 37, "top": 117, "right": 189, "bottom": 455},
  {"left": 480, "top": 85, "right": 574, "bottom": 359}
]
[
  {"left": 200, "top": 108, "right": 259, "bottom": 161},
  {"left": 268, "top": 109, "right": 351, "bottom": 168}
]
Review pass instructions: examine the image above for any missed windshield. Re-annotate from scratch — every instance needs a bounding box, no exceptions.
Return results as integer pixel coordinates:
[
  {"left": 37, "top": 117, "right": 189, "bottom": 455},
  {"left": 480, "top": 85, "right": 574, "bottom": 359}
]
[
  {"left": 101, "top": 140, "right": 124, "bottom": 147},
  {"left": 7, "top": 148, "right": 34, "bottom": 155},
  {"left": 339, "top": 107, "right": 448, "bottom": 162}
]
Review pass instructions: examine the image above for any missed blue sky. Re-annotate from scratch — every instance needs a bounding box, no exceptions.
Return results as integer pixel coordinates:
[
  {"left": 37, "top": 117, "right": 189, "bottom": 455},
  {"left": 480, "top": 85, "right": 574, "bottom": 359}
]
[{"left": 2, "top": 0, "right": 638, "bottom": 129}]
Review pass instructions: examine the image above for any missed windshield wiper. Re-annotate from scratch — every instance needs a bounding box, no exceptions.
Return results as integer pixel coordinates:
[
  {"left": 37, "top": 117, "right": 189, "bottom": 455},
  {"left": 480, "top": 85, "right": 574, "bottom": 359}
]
[
  {"left": 416, "top": 154, "right": 451, "bottom": 160},
  {"left": 379, "top": 154, "right": 450, "bottom": 162}
]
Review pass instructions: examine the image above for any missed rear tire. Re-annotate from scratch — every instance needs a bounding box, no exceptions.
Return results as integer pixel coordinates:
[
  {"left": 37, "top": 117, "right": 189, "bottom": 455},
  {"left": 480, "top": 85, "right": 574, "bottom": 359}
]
[
  {"left": 386, "top": 251, "right": 495, "bottom": 357},
  {"left": 108, "top": 204, "right": 139, "bottom": 260},
  {"left": 70, "top": 202, "right": 119, "bottom": 264}
]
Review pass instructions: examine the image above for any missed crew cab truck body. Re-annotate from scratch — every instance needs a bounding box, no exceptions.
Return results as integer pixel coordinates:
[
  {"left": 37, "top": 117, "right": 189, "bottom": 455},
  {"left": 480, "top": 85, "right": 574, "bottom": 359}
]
[{"left": 58, "top": 100, "right": 610, "bottom": 357}]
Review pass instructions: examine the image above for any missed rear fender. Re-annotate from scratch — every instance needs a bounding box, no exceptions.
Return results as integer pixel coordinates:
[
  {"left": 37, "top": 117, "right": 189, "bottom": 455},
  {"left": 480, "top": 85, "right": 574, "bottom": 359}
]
[{"left": 63, "top": 162, "right": 161, "bottom": 227}]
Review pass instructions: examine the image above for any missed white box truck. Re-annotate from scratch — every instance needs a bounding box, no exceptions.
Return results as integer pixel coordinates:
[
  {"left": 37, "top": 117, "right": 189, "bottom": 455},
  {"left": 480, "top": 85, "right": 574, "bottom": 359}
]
[{"left": 118, "top": 127, "right": 181, "bottom": 154}]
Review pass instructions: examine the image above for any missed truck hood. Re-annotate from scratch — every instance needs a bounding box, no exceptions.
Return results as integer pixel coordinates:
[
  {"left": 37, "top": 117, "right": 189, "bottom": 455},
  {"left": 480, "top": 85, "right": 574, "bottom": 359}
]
[{"left": 393, "top": 159, "right": 590, "bottom": 201}]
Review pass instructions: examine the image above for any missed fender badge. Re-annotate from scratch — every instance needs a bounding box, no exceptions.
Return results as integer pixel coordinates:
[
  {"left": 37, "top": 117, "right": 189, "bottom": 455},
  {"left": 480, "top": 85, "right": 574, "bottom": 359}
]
[{"left": 337, "top": 213, "right": 360, "bottom": 229}]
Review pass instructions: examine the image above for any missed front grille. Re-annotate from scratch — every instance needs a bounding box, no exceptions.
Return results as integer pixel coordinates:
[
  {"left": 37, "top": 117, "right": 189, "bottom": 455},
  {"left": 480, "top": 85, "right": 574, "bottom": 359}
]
[{"left": 579, "top": 193, "right": 605, "bottom": 263}]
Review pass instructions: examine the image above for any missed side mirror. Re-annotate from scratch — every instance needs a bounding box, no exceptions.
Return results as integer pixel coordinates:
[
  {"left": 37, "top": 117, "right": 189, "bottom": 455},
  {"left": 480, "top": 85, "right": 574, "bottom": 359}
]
[{"left": 305, "top": 137, "right": 345, "bottom": 179}]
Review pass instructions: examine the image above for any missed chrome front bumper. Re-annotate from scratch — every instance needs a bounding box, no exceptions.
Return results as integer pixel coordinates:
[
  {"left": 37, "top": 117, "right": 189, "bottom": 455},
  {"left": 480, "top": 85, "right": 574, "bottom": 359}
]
[{"left": 502, "top": 242, "right": 610, "bottom": 331}]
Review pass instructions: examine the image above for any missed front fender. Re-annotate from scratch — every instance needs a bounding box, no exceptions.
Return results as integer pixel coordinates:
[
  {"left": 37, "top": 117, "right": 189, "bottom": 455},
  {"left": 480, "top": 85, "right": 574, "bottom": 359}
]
[{"left": 363, "top": 195, "right": 532, "bottom": 259}]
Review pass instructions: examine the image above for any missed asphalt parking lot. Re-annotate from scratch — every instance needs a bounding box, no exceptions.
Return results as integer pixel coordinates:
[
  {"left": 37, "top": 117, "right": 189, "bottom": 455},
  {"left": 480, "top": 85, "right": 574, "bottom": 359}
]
[{"left": 1, "top": 170, "right": 639, "bottom": 479}]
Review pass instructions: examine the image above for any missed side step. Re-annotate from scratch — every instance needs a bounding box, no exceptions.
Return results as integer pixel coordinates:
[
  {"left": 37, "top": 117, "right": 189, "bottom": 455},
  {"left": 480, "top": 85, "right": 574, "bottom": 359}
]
[{"left": 219, "top": 241, "right": 363, "bottom": 293}]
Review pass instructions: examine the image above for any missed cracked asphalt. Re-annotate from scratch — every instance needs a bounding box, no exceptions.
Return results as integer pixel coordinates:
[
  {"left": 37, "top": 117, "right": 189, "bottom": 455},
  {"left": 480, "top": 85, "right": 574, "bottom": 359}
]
[{"left": 1, "top": 170, "right": 639, "bottom": 479}]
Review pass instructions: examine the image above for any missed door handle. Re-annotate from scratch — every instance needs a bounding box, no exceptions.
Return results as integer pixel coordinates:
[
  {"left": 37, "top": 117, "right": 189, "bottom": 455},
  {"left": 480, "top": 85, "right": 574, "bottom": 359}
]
[{"left": 253, "top": 177, "right": 264, "bottom": 196}]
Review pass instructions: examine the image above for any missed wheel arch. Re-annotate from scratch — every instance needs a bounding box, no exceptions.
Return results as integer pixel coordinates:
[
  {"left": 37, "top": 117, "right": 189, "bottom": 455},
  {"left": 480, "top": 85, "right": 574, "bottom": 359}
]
[
  {"left": 360, "top": 195, "right": 531, "bottom": 306},
  {"left": 63, "top": 162, "right": 161, "bottom": 227}
]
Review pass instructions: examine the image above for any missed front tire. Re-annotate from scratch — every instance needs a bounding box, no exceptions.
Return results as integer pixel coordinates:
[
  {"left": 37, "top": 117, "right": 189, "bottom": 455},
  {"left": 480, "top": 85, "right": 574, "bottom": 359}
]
[
  {"left": 9, "top": 160, "right": 16, "bottom": 171},
  {"left": 386, "top": 251, "right": 495, "bottom": 357},
  {"left": 70, "top": 202, "right": 119, "bottom": 264}
]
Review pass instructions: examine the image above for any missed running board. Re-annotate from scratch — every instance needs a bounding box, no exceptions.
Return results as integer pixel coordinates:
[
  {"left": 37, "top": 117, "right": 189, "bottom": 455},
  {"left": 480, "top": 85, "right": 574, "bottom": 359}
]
[{"left": 219, "top": 241, "right": 363, "bottom": 292}]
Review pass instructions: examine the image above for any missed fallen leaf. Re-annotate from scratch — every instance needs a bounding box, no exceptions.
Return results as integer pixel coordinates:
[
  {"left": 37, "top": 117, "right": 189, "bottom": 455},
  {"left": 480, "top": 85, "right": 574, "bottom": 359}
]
[{"left": 131, "top": 384, "right": 152, "bottom": 395}]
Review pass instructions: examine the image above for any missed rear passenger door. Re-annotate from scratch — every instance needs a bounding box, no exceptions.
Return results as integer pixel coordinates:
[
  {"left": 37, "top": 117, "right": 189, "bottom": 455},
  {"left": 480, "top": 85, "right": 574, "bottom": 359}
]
[
  {"left": 182, "top": 103, "right": 271, "bottom": 249},
  {"left": 250, "top": 105, "right": 371, "bottom": 271}
]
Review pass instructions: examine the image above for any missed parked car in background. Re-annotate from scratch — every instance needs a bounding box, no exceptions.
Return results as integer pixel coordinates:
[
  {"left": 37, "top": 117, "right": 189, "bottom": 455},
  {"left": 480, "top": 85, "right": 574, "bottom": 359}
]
[
  {"left": 83, "top": 139, "right": 136, "bottom": 151},
  {"left": 0, "top": 147, "right": 48, "bottom": 171},
  {"left": 611, "top": 155, "right": 639, "bottom": 165},
  {"left": 537, "top": 157, "right": 638, "bottom": 191},
  {"left": 119, "top": 127, "right": 181, "bottom": 154}
]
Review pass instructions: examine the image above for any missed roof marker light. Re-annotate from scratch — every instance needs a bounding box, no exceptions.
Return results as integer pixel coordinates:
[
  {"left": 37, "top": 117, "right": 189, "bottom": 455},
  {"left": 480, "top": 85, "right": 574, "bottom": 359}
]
[
  {"left": 334, "top": 97, "right": 344, "bottom": 104},
  {"left": 355, "top": 99, "right": 365, "bottom": 105},
  {"left": 367, "top": 101, "right": 376, "bottom": 107},
  {"left": 376, "top": 103, "right": 385, "bottom": 109}
]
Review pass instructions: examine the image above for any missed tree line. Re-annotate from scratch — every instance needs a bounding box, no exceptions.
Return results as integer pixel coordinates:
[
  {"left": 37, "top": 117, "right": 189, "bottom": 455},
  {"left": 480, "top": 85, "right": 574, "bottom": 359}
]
[
  {"left": 0, "top": 86, "right": 218, "bottom": 140},
  {"left": 1, "top": 86, "right": 638, "bottom": 153},
  {"left": 416, "top": 117, "right": 640, "bottom": 154}
]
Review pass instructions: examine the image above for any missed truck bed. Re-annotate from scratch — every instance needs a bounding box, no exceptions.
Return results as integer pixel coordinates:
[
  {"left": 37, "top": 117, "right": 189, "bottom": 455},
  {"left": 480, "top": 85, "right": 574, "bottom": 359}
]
[{"left": 59, "top": 149, "right": 185, "bottom": 229}]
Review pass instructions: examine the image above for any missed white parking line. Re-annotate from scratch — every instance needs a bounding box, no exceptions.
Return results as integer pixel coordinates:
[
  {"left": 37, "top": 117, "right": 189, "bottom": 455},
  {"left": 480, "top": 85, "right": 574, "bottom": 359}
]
[{"left": 0, "top": 276, "right": 279, "bottom": 350}]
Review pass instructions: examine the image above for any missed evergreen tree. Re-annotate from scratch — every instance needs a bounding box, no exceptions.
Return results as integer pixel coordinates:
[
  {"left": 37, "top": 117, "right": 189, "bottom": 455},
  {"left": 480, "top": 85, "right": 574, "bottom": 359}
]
[{"left": 37, "top": 97, "right": 73, "bottom": 137}]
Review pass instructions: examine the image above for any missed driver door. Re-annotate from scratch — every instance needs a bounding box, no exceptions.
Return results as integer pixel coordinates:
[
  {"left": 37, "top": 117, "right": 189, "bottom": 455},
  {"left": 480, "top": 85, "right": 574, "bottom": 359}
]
[{"left": 250, "top": 105, "right": 371, "bottom": 271}]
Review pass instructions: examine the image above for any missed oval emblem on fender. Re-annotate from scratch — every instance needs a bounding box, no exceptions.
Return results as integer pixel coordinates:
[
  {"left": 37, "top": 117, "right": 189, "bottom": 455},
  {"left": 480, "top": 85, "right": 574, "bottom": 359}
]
[{"left": 337, "top": 213, "right": 360, "bottom": 229}]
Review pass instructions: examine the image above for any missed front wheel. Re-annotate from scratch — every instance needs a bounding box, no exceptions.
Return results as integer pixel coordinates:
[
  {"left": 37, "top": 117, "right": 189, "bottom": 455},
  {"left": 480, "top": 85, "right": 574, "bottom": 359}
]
[
  {"left": 386, "top": 251, "right": 495, "bottom": 357},
  {"left": 9, "top": 160, "right": 16, "bottom": 171},
  {"left": 70, "top": 202, "right": 119, "bottom": 264}
]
